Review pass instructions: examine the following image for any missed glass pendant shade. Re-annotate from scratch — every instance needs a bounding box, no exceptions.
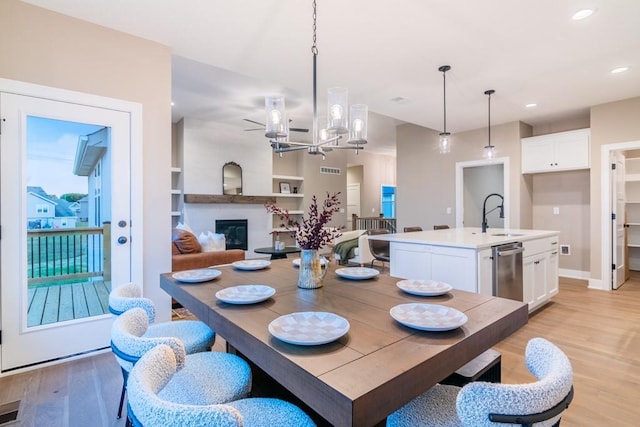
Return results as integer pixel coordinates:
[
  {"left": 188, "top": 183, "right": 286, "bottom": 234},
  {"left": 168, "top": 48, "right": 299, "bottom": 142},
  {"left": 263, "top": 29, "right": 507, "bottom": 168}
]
[
  {"left": 327, "top": 87, "right": 348, "bottom": 134},
  {"left": 348, "top": 104, "right": 368, "bottom": 144},
  {"left": 483, "top": 89, "right": 496, "bottom": 160},
  {"left": 265, "top": 96, "right": 287, "bottom": 138},
  {"left": 439, "top": 132, "right": 451, "bottom": 154},
  {"left": 484, "top": 144, "right": 496, "bottom": 160}
]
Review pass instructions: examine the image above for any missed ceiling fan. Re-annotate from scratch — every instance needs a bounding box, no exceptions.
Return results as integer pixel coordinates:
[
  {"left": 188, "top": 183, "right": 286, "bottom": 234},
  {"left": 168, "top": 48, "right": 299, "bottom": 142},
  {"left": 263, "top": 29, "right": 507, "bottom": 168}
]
[{"left": 243, "top": 118, "right": 309, "bottom": 133}]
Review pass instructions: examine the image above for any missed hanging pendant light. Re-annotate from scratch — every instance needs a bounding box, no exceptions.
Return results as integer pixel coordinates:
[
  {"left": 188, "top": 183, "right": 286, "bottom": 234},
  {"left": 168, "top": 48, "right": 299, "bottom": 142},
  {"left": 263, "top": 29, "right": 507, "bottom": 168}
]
[
  {"left": 438, "top": 65, "right": 451, "bottom": 154},
  {"left": 264, "top": 0, "right": 367, "bottom": 159},
  {"left": 484, "top": 89, "right": 496, "bottom": 160}
]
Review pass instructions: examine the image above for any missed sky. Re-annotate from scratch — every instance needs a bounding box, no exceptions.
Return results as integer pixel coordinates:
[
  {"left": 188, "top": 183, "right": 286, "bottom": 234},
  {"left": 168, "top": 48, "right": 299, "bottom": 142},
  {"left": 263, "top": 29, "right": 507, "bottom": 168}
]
[{"left": 26, "top": 116, "right": 103, "bottom": 198}]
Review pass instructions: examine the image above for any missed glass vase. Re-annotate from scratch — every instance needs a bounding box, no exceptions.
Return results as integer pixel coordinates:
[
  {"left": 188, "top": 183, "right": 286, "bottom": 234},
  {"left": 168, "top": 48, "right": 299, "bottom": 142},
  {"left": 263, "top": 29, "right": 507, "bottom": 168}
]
[{"left": 298, "top": 249, "right": 327, "bottom": 289}]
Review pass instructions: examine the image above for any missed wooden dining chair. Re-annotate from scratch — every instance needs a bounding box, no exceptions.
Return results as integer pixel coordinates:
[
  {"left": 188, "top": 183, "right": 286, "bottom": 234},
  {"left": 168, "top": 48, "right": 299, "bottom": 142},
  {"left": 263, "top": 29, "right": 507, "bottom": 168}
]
[
  {"left": 111, "top": 308, "right": 253, "bottom": 427},
  {"left": 433, "top": 225, "right": 450, "bottom": 230},
  {"left": 386, "top": 337, "right": 574, "bottom": 427},
  {"left": 127, "top": 344, "right": 316, "bottom": 427},
  {"left": 403, "top": 226, "right": 423, "bottom": 232},
  {"left": 368, "top": 228, "right": 390, "bottom": 268}
]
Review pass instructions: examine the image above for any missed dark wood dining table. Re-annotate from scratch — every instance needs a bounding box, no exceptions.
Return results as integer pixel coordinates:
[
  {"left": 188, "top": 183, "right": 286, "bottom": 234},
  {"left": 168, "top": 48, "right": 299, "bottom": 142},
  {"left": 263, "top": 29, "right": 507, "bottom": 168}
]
[{"left": 160, "top": 259, "right": 528, "bottom": 427}]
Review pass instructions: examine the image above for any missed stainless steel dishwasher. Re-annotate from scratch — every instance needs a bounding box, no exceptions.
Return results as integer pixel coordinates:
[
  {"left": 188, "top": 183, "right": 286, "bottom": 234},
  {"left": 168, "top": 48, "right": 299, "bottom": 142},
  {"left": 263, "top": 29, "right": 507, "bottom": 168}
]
[{"left": 492, "top": 242, "right": 524, "bottom": 301}]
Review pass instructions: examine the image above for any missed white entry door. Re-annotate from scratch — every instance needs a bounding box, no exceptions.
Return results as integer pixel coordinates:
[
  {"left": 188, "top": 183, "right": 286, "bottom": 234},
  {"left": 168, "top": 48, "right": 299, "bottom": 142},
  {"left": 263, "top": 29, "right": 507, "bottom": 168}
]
[
  {"left": 1, "top": 90, "right": 132, "bottom": 371},
  {"left": 347, "top": 183, "right": 361, "bottom": 230}
]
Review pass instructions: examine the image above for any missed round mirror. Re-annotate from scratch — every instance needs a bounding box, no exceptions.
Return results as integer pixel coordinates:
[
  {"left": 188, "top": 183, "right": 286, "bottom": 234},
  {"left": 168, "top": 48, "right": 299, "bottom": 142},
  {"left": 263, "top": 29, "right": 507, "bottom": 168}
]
[{"left": 223, "top": 162, "right": 242, "bottom": 195}]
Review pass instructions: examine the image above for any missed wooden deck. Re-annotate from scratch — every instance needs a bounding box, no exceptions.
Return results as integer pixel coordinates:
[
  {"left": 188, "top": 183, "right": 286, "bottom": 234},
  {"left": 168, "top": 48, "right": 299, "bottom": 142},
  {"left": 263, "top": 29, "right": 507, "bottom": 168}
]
[{"left": 27, "top": 281, "right": 111, "bottom": 327}]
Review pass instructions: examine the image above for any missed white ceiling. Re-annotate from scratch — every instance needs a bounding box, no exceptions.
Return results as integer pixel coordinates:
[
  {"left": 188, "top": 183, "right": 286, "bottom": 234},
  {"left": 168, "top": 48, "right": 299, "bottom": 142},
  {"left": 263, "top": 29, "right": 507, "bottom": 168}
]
[{"left": 23, "top": 0, "right": 640, "bottom": 156}]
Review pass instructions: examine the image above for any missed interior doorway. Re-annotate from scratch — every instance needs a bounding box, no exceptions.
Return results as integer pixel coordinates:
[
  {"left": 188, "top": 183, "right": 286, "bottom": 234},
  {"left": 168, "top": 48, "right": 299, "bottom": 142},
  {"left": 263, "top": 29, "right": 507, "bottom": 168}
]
[
  {"left": 601, "top": 141, "right": 640, "bottom": 291},
  {"left": 455, "top": 158, "right": 510, "bottom": 229}
]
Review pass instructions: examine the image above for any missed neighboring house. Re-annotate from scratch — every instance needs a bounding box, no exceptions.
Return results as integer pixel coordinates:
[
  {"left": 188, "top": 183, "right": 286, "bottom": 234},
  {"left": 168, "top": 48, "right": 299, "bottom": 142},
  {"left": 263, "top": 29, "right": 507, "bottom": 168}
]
[
  {"left": 26, "top": 186, "right": 78, "bottom": 229},
  {"left": 73, "top": 127, "right": 111, "bottom": 228},
  {"left": 76, "top": 196, "right": 89, "bottom": 222}
]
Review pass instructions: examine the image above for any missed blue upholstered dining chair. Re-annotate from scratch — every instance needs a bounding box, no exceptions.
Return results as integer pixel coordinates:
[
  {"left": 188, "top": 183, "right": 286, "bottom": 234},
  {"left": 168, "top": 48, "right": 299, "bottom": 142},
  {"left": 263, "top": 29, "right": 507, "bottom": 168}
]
[
  {"left": 387, "top": 338, "right": 574, "bottom": 427},
  {"left": 127, "top": 343, "right": 316, "bottom": 427},
  {"left": 108, "top": 282, "right": 216, "bottom": 418},
  {"left": 111, "top": 307, "right": 252, "bottom": 426}
]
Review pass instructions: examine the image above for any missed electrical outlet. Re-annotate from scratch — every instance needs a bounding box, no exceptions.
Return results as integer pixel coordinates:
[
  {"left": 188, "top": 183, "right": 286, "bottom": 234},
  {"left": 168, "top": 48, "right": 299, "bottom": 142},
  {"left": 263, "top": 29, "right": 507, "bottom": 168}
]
[
  {"left": 446, "top": 207, "right": 452, "bottom": 214},
  {"left": 553, "top": 207, "right": 560, "bottom": 215}
]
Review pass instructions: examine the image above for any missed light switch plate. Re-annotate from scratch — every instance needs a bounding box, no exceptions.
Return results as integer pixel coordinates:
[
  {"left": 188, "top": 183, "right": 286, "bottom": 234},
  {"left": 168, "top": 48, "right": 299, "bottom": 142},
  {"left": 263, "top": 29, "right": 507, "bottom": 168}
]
[{"left": 553, "top": 207, "right": 560, "bottom": 215}]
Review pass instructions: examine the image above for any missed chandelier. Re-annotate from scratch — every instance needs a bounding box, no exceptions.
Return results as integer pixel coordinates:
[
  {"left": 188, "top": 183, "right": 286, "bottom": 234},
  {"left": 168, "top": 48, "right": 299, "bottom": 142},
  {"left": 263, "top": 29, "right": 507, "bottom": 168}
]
[{"left": 264, "top": 0, "right": 368, "bottom": 159}]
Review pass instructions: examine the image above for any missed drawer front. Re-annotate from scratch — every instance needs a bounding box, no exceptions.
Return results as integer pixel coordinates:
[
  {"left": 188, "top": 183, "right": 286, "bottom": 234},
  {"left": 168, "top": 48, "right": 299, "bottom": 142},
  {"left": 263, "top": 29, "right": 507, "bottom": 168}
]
[{"left": 524, "top": 236, "right": 558, "bottom": 257}]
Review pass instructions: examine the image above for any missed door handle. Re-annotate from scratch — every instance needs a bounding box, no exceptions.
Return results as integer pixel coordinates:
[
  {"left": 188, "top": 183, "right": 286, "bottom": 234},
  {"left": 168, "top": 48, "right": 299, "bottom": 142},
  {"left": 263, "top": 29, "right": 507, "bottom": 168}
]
[
  {"left": 497, "top": 247, "right": 524, "bottom": 256},
  {"left": 117, "top": 236, "right": 128, "bottom": 245}
]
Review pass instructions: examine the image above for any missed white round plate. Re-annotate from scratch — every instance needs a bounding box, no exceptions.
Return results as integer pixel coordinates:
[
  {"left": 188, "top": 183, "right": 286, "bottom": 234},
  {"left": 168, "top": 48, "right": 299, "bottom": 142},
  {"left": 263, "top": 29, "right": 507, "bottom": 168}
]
[
  {"left": 292, "top": 257, "right": 328, "bottom": 267},
  {"left": 215, "top": 285, "right": 275, "bottom": 304},
  {"left": 396, "top": 279, "right": 453, "bottom": 296},
  {"left": 172, "top": 269, "right": 222, "bottom": 283},
  {"left": 335, "top": 267, "right": 380, "bottom": 280},
  {"left": 268, "top": 312, "right": 350, "bottom": 346},
  {"left": 232, "top": 259, "right": 271, "bottom": 271},
  {"left": 390, "top": 303, "right": 468, "bottom": 331}
]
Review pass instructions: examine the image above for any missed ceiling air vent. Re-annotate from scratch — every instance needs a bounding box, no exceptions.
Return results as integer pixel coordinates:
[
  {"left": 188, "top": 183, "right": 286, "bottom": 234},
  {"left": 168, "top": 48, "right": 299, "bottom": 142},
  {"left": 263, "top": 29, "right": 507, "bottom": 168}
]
[{"left": 320, "top": 167, "right": 341, "bottom": 175}]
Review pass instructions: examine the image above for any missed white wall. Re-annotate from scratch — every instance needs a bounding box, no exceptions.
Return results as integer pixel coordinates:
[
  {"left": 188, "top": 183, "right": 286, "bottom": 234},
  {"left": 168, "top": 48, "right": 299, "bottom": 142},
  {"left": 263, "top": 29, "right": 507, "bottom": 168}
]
[{"left": 181, "top": 118, "right": 274, "bottom": 256}]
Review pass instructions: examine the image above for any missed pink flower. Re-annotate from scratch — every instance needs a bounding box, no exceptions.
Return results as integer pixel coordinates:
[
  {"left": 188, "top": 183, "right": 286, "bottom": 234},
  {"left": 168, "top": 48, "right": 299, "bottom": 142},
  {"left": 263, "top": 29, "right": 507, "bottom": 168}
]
[{"left": 265, "top": 192, "right": 343, "bottom": 250}]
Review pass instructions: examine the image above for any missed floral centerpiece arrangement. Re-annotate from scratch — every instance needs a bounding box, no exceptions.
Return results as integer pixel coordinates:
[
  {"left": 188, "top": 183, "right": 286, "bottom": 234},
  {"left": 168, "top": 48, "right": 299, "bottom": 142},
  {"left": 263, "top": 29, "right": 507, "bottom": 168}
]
[
  {"left": 265, "top": 192, "right": 343, "bottom": 250},
  {"left": 265, "top": 192, "right": 343, "bottom": 289}
]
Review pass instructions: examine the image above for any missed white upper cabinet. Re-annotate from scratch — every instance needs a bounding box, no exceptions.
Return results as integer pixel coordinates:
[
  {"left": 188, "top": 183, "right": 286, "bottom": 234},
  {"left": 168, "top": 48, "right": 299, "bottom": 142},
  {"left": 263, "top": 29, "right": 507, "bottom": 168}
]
[{"left": 521, "top": 128, "right": 590, "bottom": 174}]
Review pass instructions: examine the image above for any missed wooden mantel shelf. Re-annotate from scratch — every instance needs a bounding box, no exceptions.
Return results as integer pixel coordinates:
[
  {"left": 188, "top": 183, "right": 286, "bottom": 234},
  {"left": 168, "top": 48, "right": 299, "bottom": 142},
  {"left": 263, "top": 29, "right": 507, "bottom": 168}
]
[{"left": 184, "top": 194, "right": 276, "bottom": 204}]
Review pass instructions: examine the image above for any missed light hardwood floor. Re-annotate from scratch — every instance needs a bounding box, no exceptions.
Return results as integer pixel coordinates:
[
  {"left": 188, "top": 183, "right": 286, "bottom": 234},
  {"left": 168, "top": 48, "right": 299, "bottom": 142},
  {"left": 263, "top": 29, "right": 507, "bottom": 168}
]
[{"left": 1, "top": 276, "right": 638, "bottom": 426}]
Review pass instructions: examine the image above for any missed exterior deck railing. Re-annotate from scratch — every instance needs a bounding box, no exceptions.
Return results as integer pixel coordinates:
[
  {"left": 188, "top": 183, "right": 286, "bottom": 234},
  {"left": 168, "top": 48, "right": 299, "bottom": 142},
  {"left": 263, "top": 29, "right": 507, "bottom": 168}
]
[{"left": 27, "top": 227, "right": 107, "bottom": 286}]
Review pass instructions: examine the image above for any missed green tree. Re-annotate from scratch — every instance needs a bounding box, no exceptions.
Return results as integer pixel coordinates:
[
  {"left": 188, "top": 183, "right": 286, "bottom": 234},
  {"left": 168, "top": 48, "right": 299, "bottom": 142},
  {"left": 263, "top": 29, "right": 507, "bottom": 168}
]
[{"left": 60, "top": 193, "right": 87, "bottom": 203}]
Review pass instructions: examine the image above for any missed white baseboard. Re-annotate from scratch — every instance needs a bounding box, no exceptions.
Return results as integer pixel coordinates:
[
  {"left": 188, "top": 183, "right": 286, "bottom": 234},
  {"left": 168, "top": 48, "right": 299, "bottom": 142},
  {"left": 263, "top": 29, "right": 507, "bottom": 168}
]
[
  {"left": 587, "top": 278, "right": 607, "bottom": 290},
  {"left": 558, "top": 268, "right": 590, "bottom": 280}
]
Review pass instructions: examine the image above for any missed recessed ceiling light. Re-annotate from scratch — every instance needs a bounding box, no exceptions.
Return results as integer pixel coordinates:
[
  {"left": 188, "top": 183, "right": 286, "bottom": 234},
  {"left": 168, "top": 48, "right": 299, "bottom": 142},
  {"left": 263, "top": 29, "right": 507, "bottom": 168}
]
[
  {"left": 611, "top": 66, "right": 630, "bottom": 74},
  {"left": 525, "top": 103, "right": 537, "bottom": 108},
  {"left": 572, "top": 8, "right": 594, "bottom": 20}
]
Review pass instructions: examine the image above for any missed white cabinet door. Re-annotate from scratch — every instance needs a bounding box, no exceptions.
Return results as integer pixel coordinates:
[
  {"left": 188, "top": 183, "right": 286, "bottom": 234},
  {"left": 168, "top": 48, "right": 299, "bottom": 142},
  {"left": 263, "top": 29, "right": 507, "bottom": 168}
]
[
  {"left": 389, "top": 243, "right": 477, "bottom": 292},
  {"left": 533, "top": 254, "right": 549, "bottom": 307},
  {"left": 547, "top": 250, "right": 559, "bottom": 296},
  {"left": 390, "top": 242, "right": 431, "bottom": 280},
  {"left": 522, "top": 138, "right": 555, "bottom": 173},
  {"left": 523, "top": 254, "right": 548, "bottom": 311},
  {"left": 554, "top": 131, "right": 590, "bottom": 170},
  {"left": 522, "top": 128, "right": 590, "bottom": 173},
  {"left": 430, "top": 246, "right": 477, "bottom": 293},
  {"left": 477, "top": 248, "right": 493, "bottom": 296}
]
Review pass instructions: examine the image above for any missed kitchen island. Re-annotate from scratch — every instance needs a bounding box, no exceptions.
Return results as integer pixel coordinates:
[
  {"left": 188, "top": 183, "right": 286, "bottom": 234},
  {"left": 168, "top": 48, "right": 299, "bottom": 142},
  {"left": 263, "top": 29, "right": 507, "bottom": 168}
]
[{"left": 368, "top": 227, "right": 560, "bottom": 311}]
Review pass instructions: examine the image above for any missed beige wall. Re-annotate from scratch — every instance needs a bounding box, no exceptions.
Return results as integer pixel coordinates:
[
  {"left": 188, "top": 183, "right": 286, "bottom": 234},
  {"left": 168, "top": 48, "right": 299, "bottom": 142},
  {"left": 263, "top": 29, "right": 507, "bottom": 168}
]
[
  {"left": 0, "top": 0, "right": 173, "bottom": 319},
  {"left": 590, "top": 96, "right": 640, "bottom": 284},
  {"left": 348, "top": 150, "right": 396, "bottom": 219},
  {"left": 396, "top": 120, "right": 526, "bottom": 232},
  {"left": 533, "top": 170, "right": 590, "bottom": 273}
]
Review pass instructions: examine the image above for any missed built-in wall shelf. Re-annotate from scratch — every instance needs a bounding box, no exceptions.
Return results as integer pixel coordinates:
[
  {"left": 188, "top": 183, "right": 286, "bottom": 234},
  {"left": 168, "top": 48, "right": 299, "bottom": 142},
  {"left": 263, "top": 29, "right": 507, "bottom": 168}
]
[
  {"left": 272, "top": 193, "right": 304, "bottom": 198},
  {"left": 171, "top": 167, "right": 182, "bottom": 173},
  {"left": 272, "top": 210, "right": 304, "bottom": 215},
  {"left": 273, "top": 174, "right": 304, "bottom": 181},
  {"left": 184, "top": 194, "right": 276, "bottom": 204}
]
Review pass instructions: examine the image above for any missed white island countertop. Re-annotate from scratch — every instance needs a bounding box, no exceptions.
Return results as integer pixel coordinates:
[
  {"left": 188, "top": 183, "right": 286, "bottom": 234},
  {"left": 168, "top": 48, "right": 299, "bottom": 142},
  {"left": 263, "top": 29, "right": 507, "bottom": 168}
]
[{"left": 367, "top": 227, "right": 559, "bottom": 250}]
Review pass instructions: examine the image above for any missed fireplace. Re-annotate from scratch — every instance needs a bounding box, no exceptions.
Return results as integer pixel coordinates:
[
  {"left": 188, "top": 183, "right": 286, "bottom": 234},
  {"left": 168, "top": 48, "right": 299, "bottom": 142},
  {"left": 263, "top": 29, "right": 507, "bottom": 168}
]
[{"left": 215, "top": 219, "right": 248, "bottom": 250}]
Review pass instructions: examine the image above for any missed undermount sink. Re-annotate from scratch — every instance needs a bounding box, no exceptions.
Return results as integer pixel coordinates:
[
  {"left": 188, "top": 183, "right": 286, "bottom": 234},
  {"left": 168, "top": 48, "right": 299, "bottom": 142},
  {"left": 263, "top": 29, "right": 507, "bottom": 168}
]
[{"left": 490, "top": 233, "right": 524, "bottom": 237}]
